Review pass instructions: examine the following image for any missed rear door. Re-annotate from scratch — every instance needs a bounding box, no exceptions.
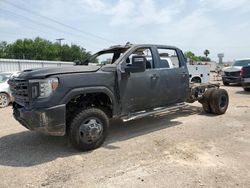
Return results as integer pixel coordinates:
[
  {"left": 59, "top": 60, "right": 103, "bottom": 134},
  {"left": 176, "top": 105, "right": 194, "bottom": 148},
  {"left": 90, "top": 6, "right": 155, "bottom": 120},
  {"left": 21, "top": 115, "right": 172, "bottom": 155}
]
[{"left": 155, "top": 47, "right": 189, "bottom": 106}]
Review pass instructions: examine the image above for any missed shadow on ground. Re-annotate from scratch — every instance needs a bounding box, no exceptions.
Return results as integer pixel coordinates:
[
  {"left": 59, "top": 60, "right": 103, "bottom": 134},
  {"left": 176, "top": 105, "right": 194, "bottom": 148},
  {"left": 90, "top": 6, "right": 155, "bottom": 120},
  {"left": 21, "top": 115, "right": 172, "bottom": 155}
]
[
  {"left": 235, "top": 90, "right": 250, "bottom": 95},
  {"left": 225, "top": 83, "right": 242, "bottom": 87},
  {"left": 0, "top": 105, "right": 205, "bottom": 167}
]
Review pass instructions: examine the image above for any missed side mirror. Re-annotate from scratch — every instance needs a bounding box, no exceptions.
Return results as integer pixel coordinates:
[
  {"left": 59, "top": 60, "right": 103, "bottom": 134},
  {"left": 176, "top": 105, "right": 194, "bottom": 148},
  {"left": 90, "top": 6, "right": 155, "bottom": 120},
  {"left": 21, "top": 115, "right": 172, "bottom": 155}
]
[{"left": 124, "top": 56, "right": 146, "bottom": 73}]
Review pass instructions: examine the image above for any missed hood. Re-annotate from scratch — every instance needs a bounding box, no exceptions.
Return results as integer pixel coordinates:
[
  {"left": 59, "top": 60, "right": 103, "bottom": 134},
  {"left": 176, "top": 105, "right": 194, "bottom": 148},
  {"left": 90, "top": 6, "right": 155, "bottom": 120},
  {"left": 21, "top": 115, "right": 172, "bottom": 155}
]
[
  {"left": 17, "top": 65, "right": 100, "bottom": 79},
  {"left": 0, "top": 81, "right": 9, "bottom": 91},
  {"left": 223, "top": 66, "right": 242, "bottom": 72}
]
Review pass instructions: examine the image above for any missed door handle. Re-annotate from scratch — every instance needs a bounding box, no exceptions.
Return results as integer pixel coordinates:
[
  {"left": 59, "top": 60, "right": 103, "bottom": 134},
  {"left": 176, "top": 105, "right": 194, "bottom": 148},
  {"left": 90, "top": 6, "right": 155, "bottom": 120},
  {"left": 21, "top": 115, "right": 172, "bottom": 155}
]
[
  {"left": 181, "top": 72, "right": 188, "bottom": 76},
  {"left": 150, "top": 74, "right": 159, "bottom": 80}
]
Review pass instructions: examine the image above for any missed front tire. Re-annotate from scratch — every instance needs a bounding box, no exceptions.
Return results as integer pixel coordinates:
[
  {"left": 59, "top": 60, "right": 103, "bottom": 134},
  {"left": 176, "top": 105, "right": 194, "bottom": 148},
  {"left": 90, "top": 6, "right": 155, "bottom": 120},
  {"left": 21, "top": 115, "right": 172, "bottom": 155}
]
[
  {"left": 69, "top": 108, "right": 109, "bottom": 151},
  {"left": 243, "top": 88, "right": 250, "bottom": 92},
  {"left": 223, "top": 81, "right": 229, "bottom": 86},
  {"left": 0, "top": 93, "right": 10, "bottom": 108}
]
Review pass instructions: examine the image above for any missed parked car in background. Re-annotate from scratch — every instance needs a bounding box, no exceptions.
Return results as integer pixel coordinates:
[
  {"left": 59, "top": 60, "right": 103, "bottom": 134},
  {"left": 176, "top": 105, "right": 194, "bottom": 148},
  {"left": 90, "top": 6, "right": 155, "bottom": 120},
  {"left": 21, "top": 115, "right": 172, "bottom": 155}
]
[
  {"left": 0, "top": 72, "right": 18, "bottom": 108},
  {"left": 222, "top": 58, "right": 250, "bottom": 85},
  {"left": 241, "top": 65, "right": 250, "bottom": 91}
]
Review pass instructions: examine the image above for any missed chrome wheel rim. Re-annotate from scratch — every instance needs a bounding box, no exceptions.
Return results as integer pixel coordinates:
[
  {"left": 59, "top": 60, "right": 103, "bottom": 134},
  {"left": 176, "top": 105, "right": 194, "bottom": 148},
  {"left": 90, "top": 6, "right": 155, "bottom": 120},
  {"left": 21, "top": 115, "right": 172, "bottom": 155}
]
[
  {"left": 79, "top": 117, "right": 103, "bottom": 143},
  {"left": 0, "top": 94, "right": 9, "bottom": 107}
]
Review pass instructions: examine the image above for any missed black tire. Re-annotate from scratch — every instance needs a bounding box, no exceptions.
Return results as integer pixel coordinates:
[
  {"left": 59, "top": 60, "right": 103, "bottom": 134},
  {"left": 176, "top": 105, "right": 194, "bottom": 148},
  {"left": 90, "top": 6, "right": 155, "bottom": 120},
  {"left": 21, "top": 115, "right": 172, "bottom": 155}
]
[
  {"left": 209, "top": 89, "right": 229, "bottom": 115},
  {"left": 243, "top": 88, "right": 250, "bottom": 92},
  {"left": 191, "top": 77, "right": 202, "bottom": 83},
  {"left": 69, "top": 108, "right": 109, "bottom": 151},
  {"left": 223, "top": 81, "right": 229, "bottom": 86},
  {"left": 200, "top": 88, "right": 215, "bottom": 113},
  {"left": 0, "top": 93, "right": 10, "bottom": 108}
]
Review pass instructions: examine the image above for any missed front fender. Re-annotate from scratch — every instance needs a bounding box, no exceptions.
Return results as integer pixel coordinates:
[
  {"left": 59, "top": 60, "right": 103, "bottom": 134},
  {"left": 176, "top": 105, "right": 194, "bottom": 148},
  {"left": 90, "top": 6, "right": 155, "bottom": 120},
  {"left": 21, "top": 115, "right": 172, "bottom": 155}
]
[{"left": 60, "top": 86, "right": 120, "bottom": 117}]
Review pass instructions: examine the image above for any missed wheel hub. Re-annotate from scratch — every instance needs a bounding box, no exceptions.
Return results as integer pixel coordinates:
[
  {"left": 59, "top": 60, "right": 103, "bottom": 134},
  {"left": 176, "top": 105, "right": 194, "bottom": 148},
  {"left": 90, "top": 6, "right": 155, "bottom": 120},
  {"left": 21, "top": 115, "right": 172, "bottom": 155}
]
[
  {"left": 219, "top": 95, "right": 227, "bottom": 108},
  {"left": 79, "top": 118, "right": 103, "bottom": 143}
]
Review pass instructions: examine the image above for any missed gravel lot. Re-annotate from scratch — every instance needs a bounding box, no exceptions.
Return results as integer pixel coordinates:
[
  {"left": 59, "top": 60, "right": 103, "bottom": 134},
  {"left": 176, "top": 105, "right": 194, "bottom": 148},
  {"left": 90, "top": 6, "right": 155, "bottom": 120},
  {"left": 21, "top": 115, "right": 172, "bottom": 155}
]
[{"left": 0, "top": 84, "right": 250, "bottom": 188}]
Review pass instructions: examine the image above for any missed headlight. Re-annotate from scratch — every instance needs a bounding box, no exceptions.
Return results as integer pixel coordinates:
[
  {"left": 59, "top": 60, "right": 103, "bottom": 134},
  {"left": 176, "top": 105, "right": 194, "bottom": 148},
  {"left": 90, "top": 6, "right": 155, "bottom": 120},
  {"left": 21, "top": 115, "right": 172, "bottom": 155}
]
[{"left": 29, "top": 78, "right": 59, "bottom": 98}]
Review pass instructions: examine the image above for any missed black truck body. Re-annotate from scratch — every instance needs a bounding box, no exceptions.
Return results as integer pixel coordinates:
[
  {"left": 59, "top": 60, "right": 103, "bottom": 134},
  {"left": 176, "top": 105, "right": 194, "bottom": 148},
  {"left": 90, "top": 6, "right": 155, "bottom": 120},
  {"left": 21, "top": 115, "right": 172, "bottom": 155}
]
[
  {"left": 241, "top": 65, "right": 250, "bottom": 91},
  {"left": 9, "top": 44, "right": 229, "bottom": 150}
]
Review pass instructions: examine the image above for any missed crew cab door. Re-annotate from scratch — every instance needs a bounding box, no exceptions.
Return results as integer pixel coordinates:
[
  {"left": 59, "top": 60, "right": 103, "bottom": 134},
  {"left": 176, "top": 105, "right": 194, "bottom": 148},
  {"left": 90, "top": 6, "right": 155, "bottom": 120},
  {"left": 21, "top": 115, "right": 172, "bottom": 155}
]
[
  {"left": 155, "top": 47, "right": 189, "bottom": 105},
  {"left": 117, "top": 47, "right": 161, "bottom": 114}
]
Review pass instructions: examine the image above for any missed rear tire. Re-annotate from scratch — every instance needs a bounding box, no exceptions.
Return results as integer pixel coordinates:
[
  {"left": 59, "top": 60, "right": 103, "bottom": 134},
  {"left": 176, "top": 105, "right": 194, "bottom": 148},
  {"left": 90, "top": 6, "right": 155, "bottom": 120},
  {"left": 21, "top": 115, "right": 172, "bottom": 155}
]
[
  {"left": 243, "top": 88, "right": 250, "bottom": 92},
  {"left": 69, "top": 108, "right": 109, "bottom": 151},
  {"left": 191, "top": 77, "right": 202, "bottom": 83},
  {"left": 200, "top": 89, "right": 215, "bottom": 113},
  {"left": 210, "top": 89, "right": 229, "bottom": 115},
  {"left": 223, "top": 81, "right": 229, "bottom": 86}
]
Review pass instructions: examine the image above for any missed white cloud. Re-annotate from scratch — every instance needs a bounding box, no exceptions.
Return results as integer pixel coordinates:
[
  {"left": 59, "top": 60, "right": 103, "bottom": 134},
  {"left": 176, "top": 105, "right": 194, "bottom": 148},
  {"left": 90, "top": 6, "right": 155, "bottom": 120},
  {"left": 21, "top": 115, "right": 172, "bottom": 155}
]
[
  {"left": 1, "top": 0, "right": 250, "bottom": 60},
  {"left": 109, "top": 1, "right": 135, "bottom": 25},
  {"left": 78, "top": 0, "right": 184, "bottom": 26},
  {"left": 80, "top": 0, "right": 106, "bottom": 12},
  {"left": 109, "top": 0, "right": 184, "bottom": 26},
  {"left": 0, "top": 19, "right": 19, "bottom": 29},
  {"left": 200, "top": 0, "right": 250, "bottom": 11}
]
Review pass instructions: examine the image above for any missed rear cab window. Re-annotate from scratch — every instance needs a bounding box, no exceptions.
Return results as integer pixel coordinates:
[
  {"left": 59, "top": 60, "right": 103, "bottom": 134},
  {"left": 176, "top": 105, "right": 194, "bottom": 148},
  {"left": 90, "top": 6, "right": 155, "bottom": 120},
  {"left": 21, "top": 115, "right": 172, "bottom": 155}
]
[{"left": 157, "top": 48, "right": 181, "bottom": 69}]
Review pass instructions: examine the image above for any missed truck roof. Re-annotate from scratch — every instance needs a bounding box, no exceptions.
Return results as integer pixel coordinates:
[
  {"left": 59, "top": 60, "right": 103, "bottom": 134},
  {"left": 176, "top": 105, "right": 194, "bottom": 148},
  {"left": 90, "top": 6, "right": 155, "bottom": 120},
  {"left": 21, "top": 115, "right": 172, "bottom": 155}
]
[{"left": 101, "top": 44, "right": 179, "bottom": 52}]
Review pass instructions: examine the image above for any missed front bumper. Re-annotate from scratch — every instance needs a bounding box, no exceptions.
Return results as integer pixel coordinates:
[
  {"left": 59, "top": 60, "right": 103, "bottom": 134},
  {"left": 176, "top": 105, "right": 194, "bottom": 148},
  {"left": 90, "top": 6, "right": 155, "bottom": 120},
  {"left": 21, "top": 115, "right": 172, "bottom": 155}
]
[
  {"left": 13, "top": 103, "right": 66, "bottom": 136},
  {"left": 222, "top": 76, "right": 242, "bottom": 84}
]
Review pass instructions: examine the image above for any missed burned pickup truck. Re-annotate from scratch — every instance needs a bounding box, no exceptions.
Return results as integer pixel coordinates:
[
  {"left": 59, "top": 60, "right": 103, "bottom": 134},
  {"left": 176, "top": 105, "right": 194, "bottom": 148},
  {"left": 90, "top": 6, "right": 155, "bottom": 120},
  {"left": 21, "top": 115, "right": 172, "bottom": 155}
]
[{"left": 9, "top": 44, "right": 229, "bottom": 151}]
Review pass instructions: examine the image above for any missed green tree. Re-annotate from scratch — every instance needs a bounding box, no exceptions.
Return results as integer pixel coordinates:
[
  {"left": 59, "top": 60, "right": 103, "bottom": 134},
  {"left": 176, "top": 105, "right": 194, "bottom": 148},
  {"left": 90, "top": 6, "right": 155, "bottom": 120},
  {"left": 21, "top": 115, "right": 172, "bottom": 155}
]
[
  {"left": 185, "top": 50, "right": 211, "bottom": 63},
  {"left": 184, "top": 51, "right": 199, "bottom": 62},
  {"left": 204, "top": 49, "right": 210, "bottom": 57},
  {"left": 0, "top": 37, "right": 91, "bottom": 61},
  {"left": 0, "top": 41, "right": 8, "bottom": 57},
  {"left": 198, "top": 56, "right": 211, "bottom": 62}
]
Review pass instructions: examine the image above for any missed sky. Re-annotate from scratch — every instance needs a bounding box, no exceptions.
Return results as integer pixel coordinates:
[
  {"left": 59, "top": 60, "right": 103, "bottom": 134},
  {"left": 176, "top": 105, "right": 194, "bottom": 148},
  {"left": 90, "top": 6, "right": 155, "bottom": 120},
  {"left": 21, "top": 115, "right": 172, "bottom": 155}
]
[{"left": 0, "top": 0, "right": 250, "bottom": 61}]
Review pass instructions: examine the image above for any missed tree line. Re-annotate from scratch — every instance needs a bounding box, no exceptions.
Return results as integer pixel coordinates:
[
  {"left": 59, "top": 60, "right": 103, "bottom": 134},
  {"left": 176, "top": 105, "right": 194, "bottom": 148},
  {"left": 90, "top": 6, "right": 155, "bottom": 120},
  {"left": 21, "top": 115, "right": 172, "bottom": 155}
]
[
  {"left": 184, "top": 49, "right": 211, "bottom": 63},
  {"left": 0, "top": 37, "right": 91, "bottom": 61},
  {"left": 0, "top": 37, "right": 211, "bottom": 63}
]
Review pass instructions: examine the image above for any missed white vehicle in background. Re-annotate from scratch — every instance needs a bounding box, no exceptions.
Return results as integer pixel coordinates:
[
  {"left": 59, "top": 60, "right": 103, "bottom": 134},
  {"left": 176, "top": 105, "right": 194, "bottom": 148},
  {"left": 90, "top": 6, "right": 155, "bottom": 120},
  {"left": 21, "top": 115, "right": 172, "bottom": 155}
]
[
  {"left": 0, "top": 72, "right": 18, "bottom": 108},
  {"left": 187, "top": 64, "right": 210, "bottom": 83},
  {"left": 161, "top": 57, "right": 210, "bottom": 83},
  {"left": 206, "top": 61, "right": 217, "bottom": 72}
]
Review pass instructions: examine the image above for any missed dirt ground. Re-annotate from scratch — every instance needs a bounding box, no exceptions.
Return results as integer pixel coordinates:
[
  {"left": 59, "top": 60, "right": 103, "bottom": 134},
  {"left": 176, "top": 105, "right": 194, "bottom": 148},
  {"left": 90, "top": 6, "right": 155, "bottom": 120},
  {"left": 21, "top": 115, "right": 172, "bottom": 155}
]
[{"left": 0, "top": 83, "right": 250, "bottom": 188}]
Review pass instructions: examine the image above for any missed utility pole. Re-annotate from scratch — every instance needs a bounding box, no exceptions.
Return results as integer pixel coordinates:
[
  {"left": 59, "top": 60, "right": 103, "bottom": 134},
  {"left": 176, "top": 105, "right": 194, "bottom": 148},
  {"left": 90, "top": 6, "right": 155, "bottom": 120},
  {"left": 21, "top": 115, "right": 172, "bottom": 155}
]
[{"left": 56, "top": 38, "right": 65, "bottom": 61}]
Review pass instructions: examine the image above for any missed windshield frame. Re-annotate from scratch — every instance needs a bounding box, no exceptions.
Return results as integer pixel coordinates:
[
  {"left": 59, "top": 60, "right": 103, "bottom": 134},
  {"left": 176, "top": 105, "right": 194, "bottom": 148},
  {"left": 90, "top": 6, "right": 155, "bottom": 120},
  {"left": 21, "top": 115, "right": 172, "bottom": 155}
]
[{"left": 82, "top": 47, "right": 131, "bottom": 66}]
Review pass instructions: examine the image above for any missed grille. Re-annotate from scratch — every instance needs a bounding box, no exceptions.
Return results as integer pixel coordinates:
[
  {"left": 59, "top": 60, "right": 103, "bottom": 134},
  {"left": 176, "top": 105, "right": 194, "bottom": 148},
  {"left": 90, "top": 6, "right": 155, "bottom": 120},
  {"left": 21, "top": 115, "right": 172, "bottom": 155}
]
[
  {"left": 8, "top": 78, "right": 29, "bottom": 105},
  {"left": 225, "top": 71, "right": 240, "bottom": 77}
]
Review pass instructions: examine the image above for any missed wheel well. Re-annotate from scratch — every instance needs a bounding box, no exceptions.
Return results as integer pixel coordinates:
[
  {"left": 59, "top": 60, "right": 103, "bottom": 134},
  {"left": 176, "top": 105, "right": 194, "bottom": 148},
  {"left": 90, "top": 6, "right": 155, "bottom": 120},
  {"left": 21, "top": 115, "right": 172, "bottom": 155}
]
[
  {"left": 66, "top": 92, "right": 113, "bottom": 119},
  {"left": 191, "top": 76, "right": 202, "bottom": 83},
  {"left": 0, "top": 92, "right": 10, "bottom": 99}
]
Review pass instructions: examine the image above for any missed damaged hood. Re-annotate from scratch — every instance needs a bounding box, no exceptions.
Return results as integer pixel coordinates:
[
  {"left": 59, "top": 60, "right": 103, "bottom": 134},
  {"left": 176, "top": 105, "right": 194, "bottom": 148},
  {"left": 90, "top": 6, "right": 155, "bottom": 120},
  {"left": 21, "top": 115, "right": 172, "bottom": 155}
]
[{"left": 17, "top": 65, "right": 100, "bottom": 79}]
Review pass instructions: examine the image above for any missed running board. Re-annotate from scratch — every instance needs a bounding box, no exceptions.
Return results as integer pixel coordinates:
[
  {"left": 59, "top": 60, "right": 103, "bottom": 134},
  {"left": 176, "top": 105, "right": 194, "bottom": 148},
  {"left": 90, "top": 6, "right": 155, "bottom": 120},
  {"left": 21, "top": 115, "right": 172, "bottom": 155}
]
[{"left": 122, "top": 102, "right": 186, "bottom": 122}]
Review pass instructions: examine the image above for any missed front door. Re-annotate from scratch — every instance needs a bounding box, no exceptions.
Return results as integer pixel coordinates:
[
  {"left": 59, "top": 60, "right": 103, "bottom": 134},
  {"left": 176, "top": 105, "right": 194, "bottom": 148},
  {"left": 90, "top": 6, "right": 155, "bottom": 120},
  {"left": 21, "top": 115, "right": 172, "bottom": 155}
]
[{"left": 118, "top": 47, "right": 161, "bottom": 114}]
